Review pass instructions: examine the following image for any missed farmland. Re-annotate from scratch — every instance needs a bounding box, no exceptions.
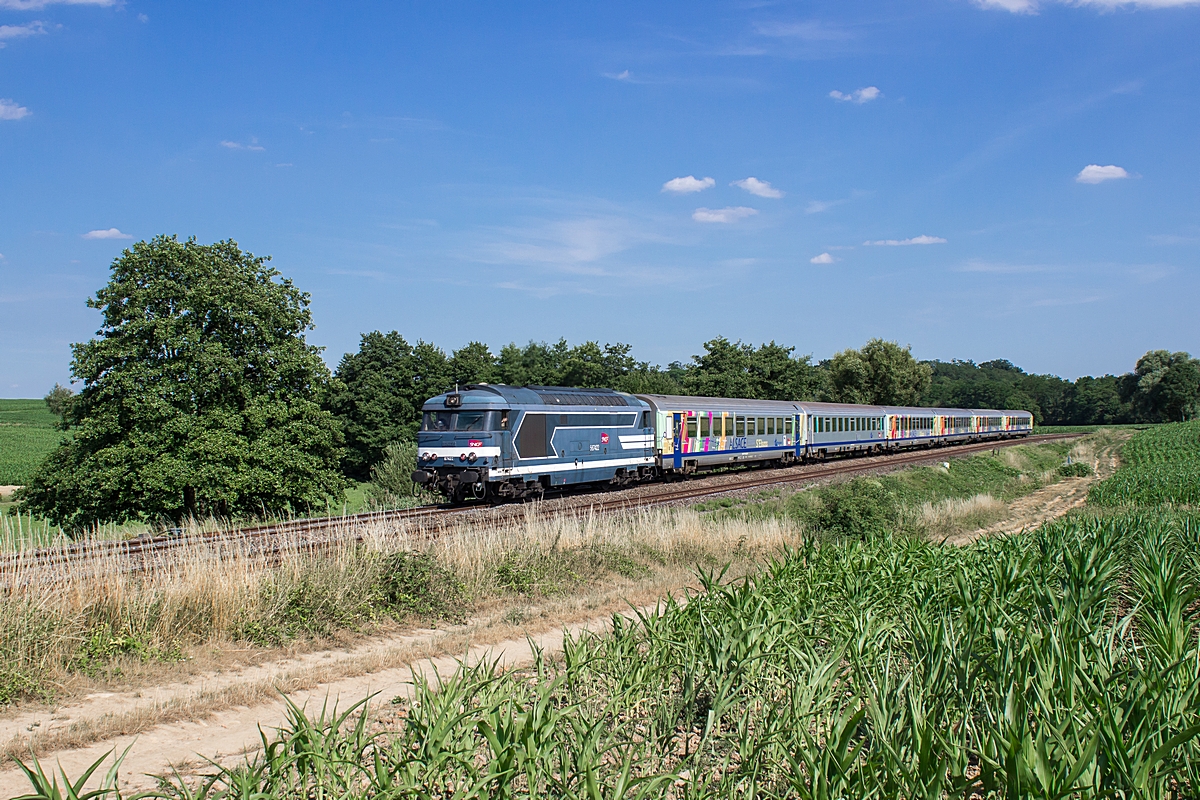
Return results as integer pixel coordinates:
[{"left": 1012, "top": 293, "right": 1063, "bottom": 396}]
[
  {"left": 1089, "top": 420, "right": 1200, "bottom": 507},
  {"left": 13, "top": 430, "right": 1198, "bottom": 799},
  {"left": 0, "top": 400, "right": 62, "bottom": 488},
  {"left": 134, "top": 513, "right": 1196, "bottom": 799}
]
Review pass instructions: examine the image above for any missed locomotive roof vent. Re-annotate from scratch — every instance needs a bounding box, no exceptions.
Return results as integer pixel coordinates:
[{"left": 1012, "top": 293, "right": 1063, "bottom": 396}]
[{"left": 527, "top": 386, "right": 633, "bottom": 407}]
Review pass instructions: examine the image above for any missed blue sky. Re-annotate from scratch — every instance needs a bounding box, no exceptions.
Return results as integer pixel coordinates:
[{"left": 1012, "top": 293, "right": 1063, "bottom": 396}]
[{"left": 1, "top": 0, "right": 1198, "bottom": 396}]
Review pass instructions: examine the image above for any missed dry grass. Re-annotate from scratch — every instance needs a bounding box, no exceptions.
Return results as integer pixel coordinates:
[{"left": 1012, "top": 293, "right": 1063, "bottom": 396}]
[
  {"left": 0, "top": 506, "right": 799, "bottom": 712},
  {"left": 901, "top": 493, "right": 1007, "bottom": 540}
]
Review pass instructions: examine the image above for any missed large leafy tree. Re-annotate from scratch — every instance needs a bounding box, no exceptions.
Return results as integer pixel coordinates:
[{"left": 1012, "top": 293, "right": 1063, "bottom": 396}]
[
  {"left": 685, "top": 337, "right": 821, "bottom": 400},
  {"left": 1121, "top": 350, "right": 1200, "bottom": 422},
  {"left": 826, "top": 339, "right": 932, "bottom": 406},
  {"left": 328, "top": 331, "right": 427, "bottom": 479},
  {"left": 21, "top": 236, "right": 345, "bottom": 528}
]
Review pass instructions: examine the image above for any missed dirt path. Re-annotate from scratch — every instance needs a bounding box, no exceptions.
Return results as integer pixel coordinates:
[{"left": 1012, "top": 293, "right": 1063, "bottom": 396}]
[
  {"left": 944, "top": 433, "right": 1125, "bottom": 546},
  {"left": 0, "top": 599, "right": 658, "bottom": 798}
]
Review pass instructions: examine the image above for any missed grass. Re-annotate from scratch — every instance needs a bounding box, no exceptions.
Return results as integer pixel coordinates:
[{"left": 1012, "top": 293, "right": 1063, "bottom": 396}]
[
  {"left": 0, "top": 399, "right": 63, "bottom": 487},
  {"left": 0, "top": 506, "right": 794, "bottom": 710},
  {"left": 1089, "top": 420, "right": 1200, "bottom": 507},
  {"left": 15, "top": 430, "right": 1200, "bottom": 798},
  {"left": 34, "top": 509, "right": 1200, "bottom": 799},
  {"left": 700, "top": 434, "right": 1103, "bottom": 541}
]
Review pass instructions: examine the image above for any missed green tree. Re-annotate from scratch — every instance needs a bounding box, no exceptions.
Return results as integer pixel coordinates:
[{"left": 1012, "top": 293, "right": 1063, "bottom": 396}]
[
  {"left": 1122, "top": 350, "right": 1200, "bottom": 422},
  {"left": 328, "top": 331, "right": 419, "bottom": 479},
  {"left": 685, "top": 337, "right": 757, "bottom": 398},
  {"left": 20, "top": 236, "right": 345, "bottom": 529},
  {"left": 826, "top": 339, "right": 932, "bottom": 406},
  {"left": 448, "top": 341, "right": 497, "bottom": 387},
  {"left": 44, "top": 383, "right": 75, "bottom": 431}
]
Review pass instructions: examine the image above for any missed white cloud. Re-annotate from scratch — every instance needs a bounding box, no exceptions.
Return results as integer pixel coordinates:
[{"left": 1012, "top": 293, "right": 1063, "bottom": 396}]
[
  {"left": 0, "top": 21, "right": 46, "bottom": 45},
  {"left": 0, "top": 98, "right": 30, "bottom": 120},
  {"left": 805, "top": 198, "right": 848, "bottom": 214},
  {"left": 829, "top": 86, "right": 881, "bottom": 104},
  {"left": 692, "top": 206, "right": 758, "bottom": 223},
  {"left": 604, "top": 70, "right": 631, "bottom": 81},
  {"left": 974, "top": 0, "right": 1037, "bottom": 10},
  {"left": 732, "top": 177, "right": 784, "bottom": 198},
  {"left": 220, "top": 138, "right": 266, "bottom": 151},
  {"left": 864, "top": 235, "right": 947, "bottom": 246},
  {"left": 0, "top": 0, "right": 113, "bottom": 8},
  {"left": 1076, "top": 164, "right": 1129, "bottom": 184},
  {"left": 82, "top": 228, "right": 132, "bottom": 240},
  {"left": 662, "top": 175, "right": 715, "bottom": 194},
  {"left": 978, "top": 0, "right": 1199, "bottom": 11},
  {"left": 810, "top": 253, "right": 835, "bottom": 264}
]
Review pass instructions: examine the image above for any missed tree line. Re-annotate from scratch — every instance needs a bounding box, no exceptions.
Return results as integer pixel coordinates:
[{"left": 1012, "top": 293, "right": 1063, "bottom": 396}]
[
  {"left": 20, "top": 237, "right": 1200, "bottom": 527},
  {"left": 330, "top": 334, "right": 1197, "bottom": 478}
]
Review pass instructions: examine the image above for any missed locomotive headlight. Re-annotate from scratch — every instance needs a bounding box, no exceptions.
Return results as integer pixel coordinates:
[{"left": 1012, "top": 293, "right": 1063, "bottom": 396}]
[
  {"left": 467, "top": 452, "right": 477, "bottom": 463},
  {"left": 459, "top": 453, "right": 466, "bottom": 462}
]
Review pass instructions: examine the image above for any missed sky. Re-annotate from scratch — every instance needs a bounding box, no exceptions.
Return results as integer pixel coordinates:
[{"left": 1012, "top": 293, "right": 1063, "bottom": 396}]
[{"left": 1, "top": 0, "right": 1198, "bottom": 397}]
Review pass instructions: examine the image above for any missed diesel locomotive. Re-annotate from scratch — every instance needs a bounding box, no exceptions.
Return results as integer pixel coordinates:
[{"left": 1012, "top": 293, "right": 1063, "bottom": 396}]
[{"left": 410, "top": 384, "right": 1033, "bottom": 502}]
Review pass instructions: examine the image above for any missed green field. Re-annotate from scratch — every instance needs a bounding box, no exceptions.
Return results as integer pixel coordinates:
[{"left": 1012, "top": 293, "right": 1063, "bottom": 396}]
[
  {"left": 1089, "top": 420, "right": 1200, "bottom": 507},
  {"left": 0, "top": 399, "right": 63, "bottom": 486}
]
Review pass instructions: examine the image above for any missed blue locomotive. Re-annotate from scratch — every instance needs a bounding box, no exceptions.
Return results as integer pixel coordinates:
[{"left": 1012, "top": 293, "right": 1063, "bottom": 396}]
[
  {"left": 411, "top": 384, "right": 1033, "bottom": 501},
  {"left": 410, "top": 384, "right": 655, "bottom": 502}
]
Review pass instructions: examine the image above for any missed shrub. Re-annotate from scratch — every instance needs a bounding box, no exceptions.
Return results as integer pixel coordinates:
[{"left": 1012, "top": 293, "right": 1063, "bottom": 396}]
[
  {"left": 366, "top": 440, "right": 425, "bottom": 508},
  {"left": 809, "top": 478, "right": 898, "bottom": 538},
  {"left": 1057, "top": 461, "right": 1094, "bottom": 478},
  {"left": 377, "top": 551, "right": 466, "bottom": 622}
]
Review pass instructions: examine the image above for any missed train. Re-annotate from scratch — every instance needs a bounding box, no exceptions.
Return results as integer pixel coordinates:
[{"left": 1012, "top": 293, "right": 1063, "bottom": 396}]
[{"left": 410, "top": 384, "right": 1034, "bottom": 502}]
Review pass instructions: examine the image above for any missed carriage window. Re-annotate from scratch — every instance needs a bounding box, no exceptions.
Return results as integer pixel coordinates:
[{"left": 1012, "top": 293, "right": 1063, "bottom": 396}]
[
  {"left": 785, "top": 418, "right": 793, "bottom": 435},
  {"left": 758, "top": 418, "right": 766, "bottom": 435},
  {"left": 687, "top": 417, "right": 697, "bottom": 438},
  {"left": 777, "top": 418, "right": 784, "bottom": 435},
  {"left": 737, "top": 416, "right": 746, "bottom": 436},
  {"left": 700, "top": 416, "right": 710, "bottom": 438},
  {"left": 765, "top": 418, "right": 773, "bottom": 435}
]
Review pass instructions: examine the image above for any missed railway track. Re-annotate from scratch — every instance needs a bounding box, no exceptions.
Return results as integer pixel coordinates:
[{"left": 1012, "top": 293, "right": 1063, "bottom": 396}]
[{"left": 1, "top": 433, "right": 1079, "bottom": 578}]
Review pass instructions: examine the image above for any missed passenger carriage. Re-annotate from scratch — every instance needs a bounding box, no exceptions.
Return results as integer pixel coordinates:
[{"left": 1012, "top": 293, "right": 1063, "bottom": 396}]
[
  {"left": 797, "top": 402, "right": 888, "bottom": 457},
  {"left": 636, "top": 395, "right": 804, "bottom": 475}
]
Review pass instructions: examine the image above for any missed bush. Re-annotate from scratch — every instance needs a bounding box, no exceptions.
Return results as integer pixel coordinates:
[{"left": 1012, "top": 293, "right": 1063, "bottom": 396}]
[
  {"left": 809, "top": 478, "right": 898, "bottom": 538},
  {"left": 377, "top": 551, "right": 467, "bottom": 623},
  {"left": 366, "top": 440, "right": 424, "bottom": 508},
  {"left": 1058, "top": 461, "right": 1094, "bottom": 478}
]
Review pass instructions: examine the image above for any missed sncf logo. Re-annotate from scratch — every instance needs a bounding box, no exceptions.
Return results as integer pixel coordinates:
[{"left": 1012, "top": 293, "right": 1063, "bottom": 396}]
[
  {"left": 600, "top": 433, "right": 609, "bottom": 444},
  {"left": 468, "top": 440, "right": 483, "bottom": 448}
]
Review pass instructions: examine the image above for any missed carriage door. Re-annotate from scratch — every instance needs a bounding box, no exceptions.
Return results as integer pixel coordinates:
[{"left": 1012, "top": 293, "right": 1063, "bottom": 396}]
[{"left": 672, "top": 413, "right": 683, "bottom": 470}]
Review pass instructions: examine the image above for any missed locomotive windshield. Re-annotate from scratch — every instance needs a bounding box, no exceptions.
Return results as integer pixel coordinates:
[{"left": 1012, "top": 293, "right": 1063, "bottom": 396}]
[{"left": 422, "top": 410, "right": 511, "bottom": 432}]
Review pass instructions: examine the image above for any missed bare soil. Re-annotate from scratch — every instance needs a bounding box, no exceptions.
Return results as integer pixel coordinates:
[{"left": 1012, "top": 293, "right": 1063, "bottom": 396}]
[
  {"left": 0, "top": 579, "right": 683, "bottom": 798},
  {"left": 943, "top": 432, "right": 1125, "bottom": 546}
]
